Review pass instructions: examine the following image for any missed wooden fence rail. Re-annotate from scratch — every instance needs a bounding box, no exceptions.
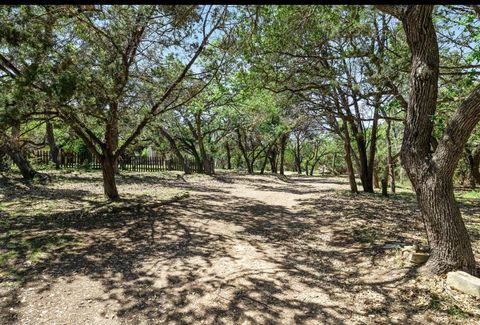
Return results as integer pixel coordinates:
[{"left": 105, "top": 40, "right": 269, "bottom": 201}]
[{"left": 31, "top": 149, "right": 199, "bottom": 173}]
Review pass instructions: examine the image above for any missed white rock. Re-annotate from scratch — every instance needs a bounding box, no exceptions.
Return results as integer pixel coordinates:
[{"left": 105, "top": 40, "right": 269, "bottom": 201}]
[
  {"left": 446, "top": 271, "right": 480, "bottom": 298},
  {"left": 409, "top": 252, "right": 429, "bottom": 264}
]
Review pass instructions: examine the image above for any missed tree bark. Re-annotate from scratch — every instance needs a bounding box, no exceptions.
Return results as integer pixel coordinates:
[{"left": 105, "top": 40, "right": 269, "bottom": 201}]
[
  {"left": 4, "top": 141, "right": 37, "bottom": 180},
  {"left": 225, "top": 141, "right": 232, "bottom": 170},
  {"left": 342, "top": 122, "right": 358, "bottom": 194},
  {"left": 473, "top": 150, "right": 480, "bottom": 185},
  {"left": 260, "top": 153, "right": 268, "bottom": 174},
  {"left": 367, "top": 102, "right": 380, "bottom": 190},
  {"left": 381, "top": 177, "right": 388, "bottom": 197},
  {"left": 102, "top": 107, "right": 120, "bottom": 200},
  {"left": 294, "top": 134, "right": 302, "bottom": 175},
  {"left": 101, "top": 154, "right": 119, "bottom": 200},
  {"left": 385, "top": 119, "right": 396, "bottom": 193},
  {"left": 331, "top": 152, "right": 337, "bottom": 174},
  {"left": 373, "top": 165, "right": 380, "bottom": 189},
  {"left": 45, "top": 121, "right": 60, "bottom": 169},
  {"left": 279, "top": 133, "right": 288, "bottom": 175},
  {"left": 7, "top": 123, "right": 37, "bottom": 180},
  {"left": 158, "top": 126, "right": 191, "bottom": 174},
  {"left": 195, "top": 112, "right": 213, "bottom": 175},
  {"left": 269, "top": 144, "right": 278, "bottom": 173},
  {"left": 345, "top": 106, "right": 373, "bottom": 192},
  {"left": 465, "top": 150, "right": 476, "bottom": 188},
  {"left": 378, "top": 5, "right": 479, "bottom": 274},
  {"left": 236, "top": 129, "right": 253, "bottom": 174}
]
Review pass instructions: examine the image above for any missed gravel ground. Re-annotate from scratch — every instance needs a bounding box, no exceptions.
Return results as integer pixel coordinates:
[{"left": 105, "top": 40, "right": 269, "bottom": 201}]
[{"left": 1, "top": 171, "right": 479, "bottom": 324}]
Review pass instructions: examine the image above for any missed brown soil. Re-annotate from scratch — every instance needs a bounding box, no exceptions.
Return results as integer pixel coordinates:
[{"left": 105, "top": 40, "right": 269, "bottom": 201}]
[{"left": 1, "top": 172, "right": 479, "bottom": 324}]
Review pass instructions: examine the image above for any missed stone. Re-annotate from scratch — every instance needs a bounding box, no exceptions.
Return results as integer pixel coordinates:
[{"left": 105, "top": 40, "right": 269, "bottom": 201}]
[
  {"left": 409, "top": 252, "right": 429, "bottom": 264},
  {"left": 446, "top": 271, "right": 480, "bottom": 298},
  {"left": 383, "top": 243, "right": 403, "bottom": 250},
  {"left": 402, "top": 244, "right": 418, "bottom": 253}
]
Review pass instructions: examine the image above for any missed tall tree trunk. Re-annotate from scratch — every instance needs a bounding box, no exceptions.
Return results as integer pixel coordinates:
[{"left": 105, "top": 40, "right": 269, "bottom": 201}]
[
  {"left": 472, "top": 146, "right": 480, "bottom": 185},
  {"left": 342, "top": 92, "right": 374, "bottom": 193},
  {"left": 310, "top": 157, "right": 321, "bottom": 176},
  {"left": 102, "top": 154, "right": 119, "bottom": 200},
  {"left": 225, "top": 141, "right": 232, "bottom": 170},
  {"left": 385, "top": 119, "right": 396, "bottom": 193},
  {"left": 367, "top": 103, "right": 380, "bottom": 190},
  {"left": 279, "top": 133, "right": 288, "bottom": 175},
  {"left": 373, "top": 165, "right": 380, "bottom": 189},
  {"left": 103, "top": 107, "right": 120, "bottom": 200},
  {"left": 294, "top": 135, "right": 302, "bottom": 175},
  {"left": 378, "top": 5, "right": 478, "bottom": 274},
  {"left": 465, "top": 151, "right": 476, "bottom": 188},
  {"left": 45, "top": 121, "right": 60, "bottom": 169},
  {"left": 342, "top": 123, "right": 358, "bottom": 194},
  {"left": 236, "top": 129, "right": 253, "bottom": 174},
  {"left": 260, "top": 153, "right": 268, "bottom": 174},
  {"left": 331, "top": 152, "right": 337, "bottom": 174},
  {"left": 269, "top": 144, "right": 278, "bottom": 173},
  {"left": 347, "top": 118, "right": 372, "bottom": 192},
  {"left": 195, "top": 113, "right": 212, "bottom": 175}
]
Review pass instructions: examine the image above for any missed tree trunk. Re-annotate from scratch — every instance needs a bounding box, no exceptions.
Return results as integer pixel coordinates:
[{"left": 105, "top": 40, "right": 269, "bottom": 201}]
[
  {"left": 471, "top": 146, "right": 480, "bottom": 185},
  {"left": 6, "top": 142, "right": 37, "bottom": 180},
  {"left": 331, "top": 152, "right": 336, "bottom": 174},
  {"left": 260, "top": 153, "right": 268, "bottom": 174},
  {"left": 8, "top": 123, "right": 37, "bottom": 180},
  {"left": 386, "top": 119, "right": 396, "bottom": 193},
  {"left": 195, "top": 113, "right": 212, "bottom": 175},
  {"left": 225, "top": 141, "right": 232, "bottom": 170},
  {"left": 381, "top": 177, "right": 388, "bottom": 197},
  {"left": 465, "top": 151, "right": 476, "bottom": 188},
  {"left": 373, "top": 165, "right": 380, "bottom": 189},
  {"left": 343, "top": 93, "right": 374, "bottom": 193},
  {"left": 45, "top": 121, "right": 60, "bottom": 169},
  {"left": 294, "top": 135, "right": 302, "bottom": 175},
  {"left": 279, "top": 133, "right": 288, "bottom": 175},
  {"left": 101, "top": 154, "right": 119, "bottom": 200},
  {"left": 342, "top": 123, "right": 358, "bottom": 194},
  {"left": 349, "top": 123, "right": 373, "bottom": 192},
  {"left": 310, "top": 156, "right": 321, "bottom": 176},
  {"left": 417, "top": 178, "right": 475, "bottom": 274},
  {"left": 377, "top": 5, "right": 479, "bottom": 274},
  {"left": 367, "top": 103, "right": 380, "bottom": 191},
  {"left": 236, "top": 129, "right": 253, "bottom": 174},
  {"left": 269, "top": 144, "right": 278, "bottom": 173},
  {"left": 158, "top": 126, "right": 191, "bottom": 174}
]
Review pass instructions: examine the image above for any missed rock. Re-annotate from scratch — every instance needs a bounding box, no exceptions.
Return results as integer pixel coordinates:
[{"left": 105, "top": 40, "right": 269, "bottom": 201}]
[
  {"left": 402, "top": 244, "right": 418, "bottom": 253},
  {"left": 446, "top": 271, "right": 480, "bottom": 298},
  {"left": 383, "top": 242, "right": 403, "bottom": 249},
  {"left": 409, "top": 252, "right": 429, "bottom": 264}
]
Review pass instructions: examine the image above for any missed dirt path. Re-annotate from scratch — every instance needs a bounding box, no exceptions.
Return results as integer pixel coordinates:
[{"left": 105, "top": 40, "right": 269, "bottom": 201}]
[{"left": 3, "top": 174, "right": 479, "bottom": 324}]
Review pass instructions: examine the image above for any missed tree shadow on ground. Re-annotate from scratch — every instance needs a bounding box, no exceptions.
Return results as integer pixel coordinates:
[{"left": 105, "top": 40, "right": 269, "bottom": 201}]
[{"left": 1, "top": 174, "right": 478, "bottom": 324}]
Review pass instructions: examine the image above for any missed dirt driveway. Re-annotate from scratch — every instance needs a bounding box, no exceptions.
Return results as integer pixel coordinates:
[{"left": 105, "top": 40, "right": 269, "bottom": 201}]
[{"left": 1, "top": 173, "right": 479, "bottom": 324}]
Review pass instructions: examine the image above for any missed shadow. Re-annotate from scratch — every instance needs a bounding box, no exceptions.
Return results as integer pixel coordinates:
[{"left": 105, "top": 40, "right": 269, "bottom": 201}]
[{"left": 1, "top": 172, "right": 478, "bottom": 324}]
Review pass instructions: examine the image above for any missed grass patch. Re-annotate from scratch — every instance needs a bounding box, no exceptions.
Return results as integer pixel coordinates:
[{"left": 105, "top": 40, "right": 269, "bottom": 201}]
[
  {"left": 447, "top": 304, "right": 469, "bottom": 320},
  {"left": 0, "top": 234, "right": 78, "bottom": 283}
]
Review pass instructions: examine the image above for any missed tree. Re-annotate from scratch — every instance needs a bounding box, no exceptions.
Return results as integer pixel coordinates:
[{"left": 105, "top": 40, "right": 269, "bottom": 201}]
[
  {"left": 377, "top": 5, "right": 480, "bottom": 274},
  {"left": 41, "top": 5, "right": 228, "bottom": 199}
]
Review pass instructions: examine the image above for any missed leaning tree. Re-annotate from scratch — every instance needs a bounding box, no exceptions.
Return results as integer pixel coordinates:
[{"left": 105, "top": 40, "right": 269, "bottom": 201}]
[{"left": 377, "top": 5, "right": 480, "bottom": 274}]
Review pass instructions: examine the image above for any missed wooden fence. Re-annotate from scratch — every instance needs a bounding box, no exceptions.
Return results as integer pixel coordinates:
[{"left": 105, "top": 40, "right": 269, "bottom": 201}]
[{"left": 32, "top": 149, "right": 200, "bottom": 173}]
